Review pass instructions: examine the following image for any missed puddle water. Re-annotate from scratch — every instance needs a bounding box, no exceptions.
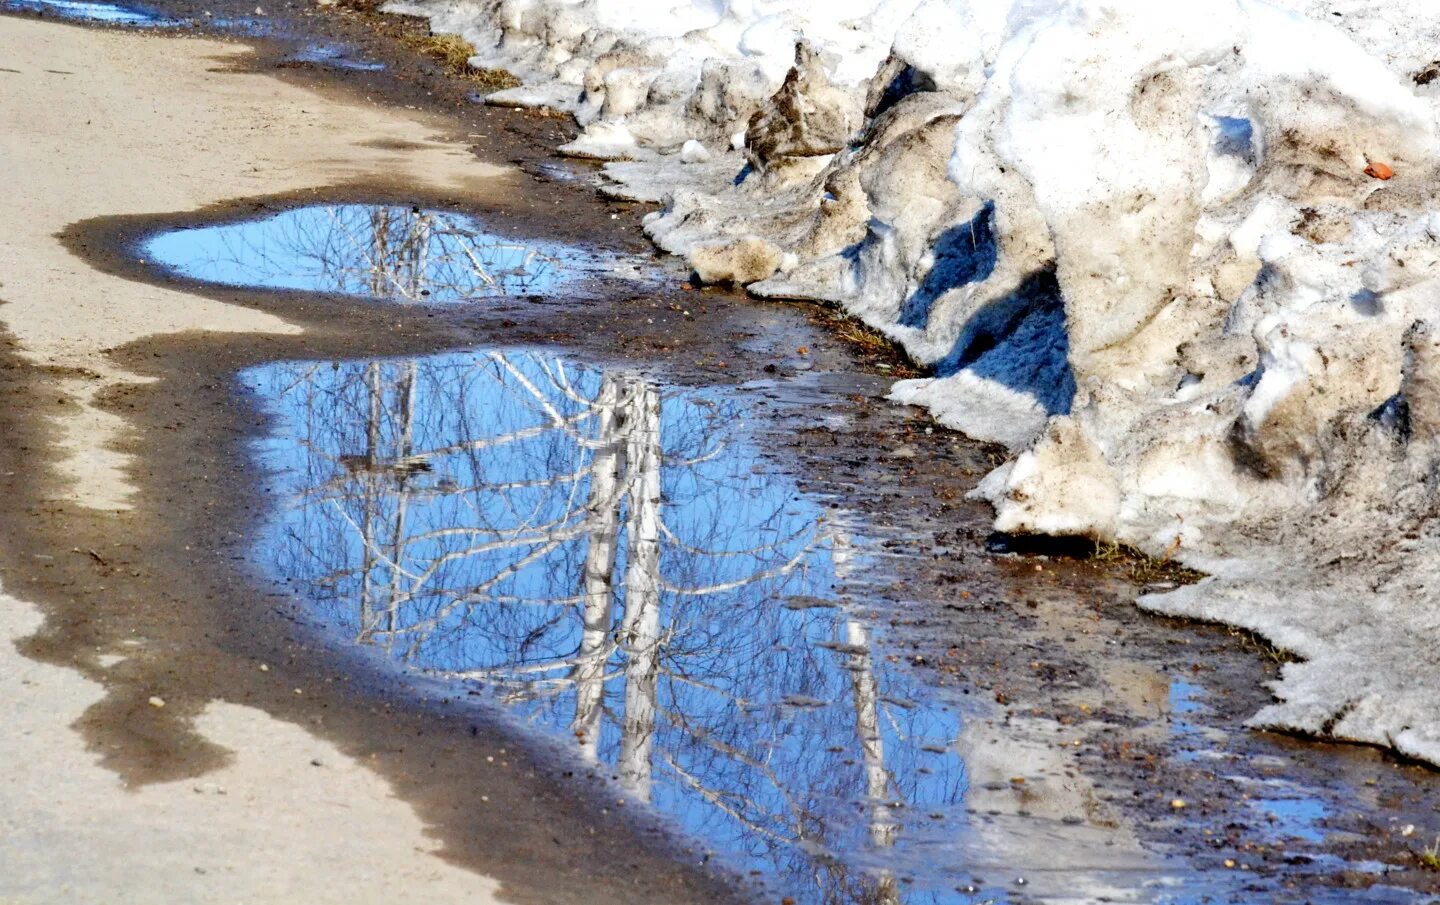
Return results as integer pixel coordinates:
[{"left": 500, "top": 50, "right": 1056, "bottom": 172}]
[
  {"left": 283, "top": 43, "right": 385, "bottom": 72},
  {"left": 1249, "top": 796, "right": 1328, "bottom": 844},
  {"left": 242, "top": 350, "right": 1385, "bottom": 902},
  {"left": 145, "top": 204, "right": 605, "bottom": 302},
  {"left": 0, "top": 0, "right": 169, "bottom": 24},
  {"left": 247, "top": 349, "right": 975, "bottom": 903}
]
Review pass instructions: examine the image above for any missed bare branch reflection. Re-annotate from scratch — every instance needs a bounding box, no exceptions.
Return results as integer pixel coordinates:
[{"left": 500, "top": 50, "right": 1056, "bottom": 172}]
[
  {"left": 251, "top": 350, "right": 966, "bottom": 905},
  {"left": 147, "top": 204, "right": 570, "bottom": 301}
]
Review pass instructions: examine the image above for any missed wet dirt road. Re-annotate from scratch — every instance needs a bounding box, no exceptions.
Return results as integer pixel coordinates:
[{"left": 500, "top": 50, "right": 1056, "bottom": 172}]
[{"left": 2, "top": 3, "right": 1440, "bottom": 903}]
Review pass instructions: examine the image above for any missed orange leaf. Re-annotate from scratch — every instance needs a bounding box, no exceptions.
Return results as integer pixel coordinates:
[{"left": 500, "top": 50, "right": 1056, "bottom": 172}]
[{"left": 1365, "top": 161, "right": 1395, "bottom": 180}]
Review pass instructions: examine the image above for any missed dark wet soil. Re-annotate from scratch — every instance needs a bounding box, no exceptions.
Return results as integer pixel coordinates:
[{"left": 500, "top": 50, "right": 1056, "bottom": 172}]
[{"left": 4, "top": 1, "right": 1440, "bottom": 902}]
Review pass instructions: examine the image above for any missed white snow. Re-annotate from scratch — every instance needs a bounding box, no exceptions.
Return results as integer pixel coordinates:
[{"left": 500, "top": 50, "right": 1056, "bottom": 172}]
[
  {"left": 386, "top": 0, "right": 1440, "bottom": 765},
  {"left": 679, "top": 138, "right": 712, "bottom": 163}
]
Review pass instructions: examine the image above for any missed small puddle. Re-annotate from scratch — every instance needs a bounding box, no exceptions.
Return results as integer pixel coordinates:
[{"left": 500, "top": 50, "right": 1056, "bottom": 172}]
[
  {"left": 145, "top": 204, "right": 606, "bottom": 302},
  {"left": 282, "top": 43, "right": 385, "bottom": 72},
  {"left": 0, "top": 0, "right": 169, "bottom": 24},
  {"left": 247, "top": 349, "right": 971, "bottom": 903}
]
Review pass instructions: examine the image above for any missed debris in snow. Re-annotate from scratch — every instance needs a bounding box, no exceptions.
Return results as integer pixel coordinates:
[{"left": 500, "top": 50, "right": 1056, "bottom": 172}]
[
  {"left": 744, "top": 42, "right": 858, "bottom": 172},
  {"left": 689, "top": 235, "right": 784, "bottom": 285},
  {"left": 383, "top": 0, "right": 1440, "bottom": 766}
]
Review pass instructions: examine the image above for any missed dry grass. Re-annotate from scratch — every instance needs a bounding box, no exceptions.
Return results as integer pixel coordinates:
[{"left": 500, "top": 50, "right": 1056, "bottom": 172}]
[
  {"left": 1089, "top": 540, "right": 1206, "bottom": 588},
  {"left": 1419, "top": 837, "right": 1440, "bottom": 871},
  {"left": 412, "top": 33, "right": 473, "bottom": 69},
  {"left": 401, "top": 32, "right": 521, "bottom": 91},
  {"left": 832, "top": 317, "right": 893, "bottom": 353},
  {"left": 818, "top": 311, "right": 921, "bottom": 377},
  {"left": 1224, "top": 626, "right": 1299, "bottom": 666}
]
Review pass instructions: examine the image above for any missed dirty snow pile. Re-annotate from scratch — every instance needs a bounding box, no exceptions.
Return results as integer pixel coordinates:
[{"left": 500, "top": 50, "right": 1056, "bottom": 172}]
[{"left": 382, "top": 0, "right": 1440, "bottom": 764}]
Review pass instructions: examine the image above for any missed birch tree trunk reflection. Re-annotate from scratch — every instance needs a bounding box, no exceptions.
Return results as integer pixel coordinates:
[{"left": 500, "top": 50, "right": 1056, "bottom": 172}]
[
  {"left": 618, "top": 382, "right": 662, "bottom": 800},
  {"left": 846, "top": 618, "right": 902, "bottom": 905},
  {"left": 258, "top": 350, "right": 965, "bottom": 905},
  {"left": 571, "top": 375, "right": 625, "bottom": 758},
  {"left": 357, "top": 361, "right": 382, "bottom": 640}
]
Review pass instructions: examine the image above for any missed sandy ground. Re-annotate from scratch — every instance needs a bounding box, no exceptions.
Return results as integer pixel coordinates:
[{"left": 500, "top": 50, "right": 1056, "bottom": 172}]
[
  {"left": 0, "top": 14, "right": 506, "bottom": 510},
  {"left": 0, "top": 16, "right": 512, "bottom": 902},
  {"left": 0, "top": 591, "right": 508, "bottom": 903}
]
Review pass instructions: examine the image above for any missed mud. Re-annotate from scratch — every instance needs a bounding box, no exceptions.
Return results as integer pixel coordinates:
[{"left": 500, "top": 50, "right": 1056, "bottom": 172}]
[{"left": 3, "top": 1, "right": 1440, "bottom": 902}]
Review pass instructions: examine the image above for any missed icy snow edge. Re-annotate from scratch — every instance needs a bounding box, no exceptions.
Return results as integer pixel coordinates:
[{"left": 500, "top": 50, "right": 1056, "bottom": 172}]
[{"left": 385, "top": 0, "right": 1440, "bottom": 765}]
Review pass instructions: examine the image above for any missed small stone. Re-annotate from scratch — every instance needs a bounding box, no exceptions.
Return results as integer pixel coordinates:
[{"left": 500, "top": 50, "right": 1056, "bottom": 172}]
[
  {"left": 1171, "top": 798, "right": 1186, "bottom": 809},
  {"left": 148, "top": 696, "right": 165, "bottom": 708}
]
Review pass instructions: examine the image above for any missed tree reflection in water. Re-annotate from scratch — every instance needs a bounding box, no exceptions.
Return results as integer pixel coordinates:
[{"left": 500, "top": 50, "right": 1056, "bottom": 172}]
[
  {"left": 249, "top": 350, "right": 967, "bottom": 904},
  {"left": 145, "top": 204, "right": 583, "bottom": 301}
]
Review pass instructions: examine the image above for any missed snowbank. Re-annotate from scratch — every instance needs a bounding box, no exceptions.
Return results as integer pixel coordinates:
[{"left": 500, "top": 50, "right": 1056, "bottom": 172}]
[{"left": 384, "top": 0, "right": 1440, "bottom": 764}]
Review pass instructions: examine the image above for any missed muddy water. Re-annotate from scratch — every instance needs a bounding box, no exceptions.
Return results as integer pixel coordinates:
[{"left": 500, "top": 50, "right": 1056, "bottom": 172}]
[
  {"left": 143, "top": 204, "right": 609, "bottom": 302},
  {"left": 244, "top": 349, "right": 976, "bottom": 904}
]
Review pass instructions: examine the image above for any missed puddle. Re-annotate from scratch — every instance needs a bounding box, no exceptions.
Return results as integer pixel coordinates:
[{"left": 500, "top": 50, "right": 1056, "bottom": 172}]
[
  {"left": 144, "top": 204, "right": 605, "bottom": 302},
  {"left": 1249, "top": 796, "right": 1328, "bottom": 844},
  {"left": 0, "top": 0, "right": 170, "bottom": 24},
  {"left": 282, "top": 43, "right": 385, "bottom": 72},
  {"left": 521, "top": 160, "right": 596, "bottom": 186},
  {"left": 247, "top": 349, "right": 972, "bottom": 903}
]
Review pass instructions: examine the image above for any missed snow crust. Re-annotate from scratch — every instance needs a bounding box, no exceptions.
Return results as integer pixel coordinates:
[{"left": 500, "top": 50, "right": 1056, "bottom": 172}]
[{"left": 385, "top": 0, "right": 1440, "bottom": 764}]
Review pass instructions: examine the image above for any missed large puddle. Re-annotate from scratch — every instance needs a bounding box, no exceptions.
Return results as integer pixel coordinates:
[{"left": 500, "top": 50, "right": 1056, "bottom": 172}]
[
  {"left": 145, "top": 204, "right": 606, "bottom": 302},
  {"left": 246, "top": 350, "right": 973, "bottom": 903},
  {"left": 0, "top": 0, "right": 169, "bottom": 24}
]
